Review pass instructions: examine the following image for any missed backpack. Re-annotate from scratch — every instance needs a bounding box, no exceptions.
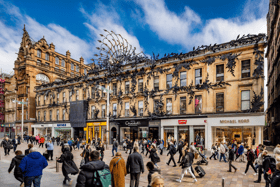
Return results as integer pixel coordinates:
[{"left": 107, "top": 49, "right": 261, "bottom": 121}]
[
  {"left": 171, "top": 146, "right": 177, "bottom": 154},
  {"left": 265, "top": 156, "right": 276, "bottom": 173},
  {"left": 92, "top": 168, "right": 112, "bottom": 187}
]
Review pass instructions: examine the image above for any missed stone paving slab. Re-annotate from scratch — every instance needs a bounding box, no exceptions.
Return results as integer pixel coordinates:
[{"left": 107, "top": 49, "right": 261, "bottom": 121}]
[{"left": 0, "top": 142, "right": 269, "bottom": 186}]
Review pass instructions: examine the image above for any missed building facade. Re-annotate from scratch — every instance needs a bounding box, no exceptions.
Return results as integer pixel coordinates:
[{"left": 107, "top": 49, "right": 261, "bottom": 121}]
[
  {"left": 34, "top": 33, "right": 266, "bottom": 150},
  {"left": 265, "top": 0, "right": 280, "bottom": 145}
]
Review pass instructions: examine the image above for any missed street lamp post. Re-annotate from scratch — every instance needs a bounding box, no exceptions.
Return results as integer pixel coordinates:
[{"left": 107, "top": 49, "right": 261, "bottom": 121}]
[{"left": 13, "top": 99, "right": 27, "bottom": 141}]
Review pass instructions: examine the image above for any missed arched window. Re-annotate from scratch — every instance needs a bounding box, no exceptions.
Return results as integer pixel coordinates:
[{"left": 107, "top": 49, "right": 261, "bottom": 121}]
[
  {"left": 37, "top": 49, "right": 41, "bottom": 58},
  {"left": 71, "top": 63, "right": 74, "bottom": 70},
  {"left": 45, "top": 53, "right": 49, "bottom": 61},
  {"left": 61, "top": 59, "right": 65, "bottom": 67},
  {"left": 55, "top": 57, "right": 59, "bottom": 65},
  {"left": 36, "top": 74, "right": 50, "bottom": 84}
]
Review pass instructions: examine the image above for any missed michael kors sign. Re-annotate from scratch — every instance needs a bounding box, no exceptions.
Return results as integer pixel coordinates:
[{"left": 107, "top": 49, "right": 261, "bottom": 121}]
[{"left": 220, "top": 119, "right": 249, "bottom": 123}]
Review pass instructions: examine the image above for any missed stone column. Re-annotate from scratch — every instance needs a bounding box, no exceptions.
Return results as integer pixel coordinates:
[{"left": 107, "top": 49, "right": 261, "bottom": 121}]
[{"left": 189, "top": 125, "right": 194, "bottom": 143}]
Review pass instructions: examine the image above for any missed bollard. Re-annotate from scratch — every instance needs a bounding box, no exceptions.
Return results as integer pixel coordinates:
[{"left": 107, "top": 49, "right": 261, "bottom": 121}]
[
  {"left": 56, "top": 157, "right": 59, "bottom": 172},
  {"left": 222, "top": 178, "right": 224, "bottom": 187}
]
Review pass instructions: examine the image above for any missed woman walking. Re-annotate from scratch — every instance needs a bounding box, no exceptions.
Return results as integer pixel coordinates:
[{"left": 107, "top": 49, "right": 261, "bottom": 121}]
[
  {"left": 57, "top": 147, "right": 79, "bottom": 184},
  {"left": 82, "top": 144, "right": 92, "bottom": 164},
  {"left": 109, "top": 152, "right": 127, "bottom": 187},
  {"left": 159, "top": 140, "right": 164, "bottom": 155},
  {"left": 150, "top": 144, "right": 160, "bottom": 167},
  {"left": 76, "top": 138, "right": 80, "bottom": 150},
  {"left": 243, "top": 148, "right": 257, "bottom": 175},
  {"left": 8, "top": 150, "right": 25, "bottom": 187},
  {"left": 97, "top": 142, "right": 105, "bottom": 161}
]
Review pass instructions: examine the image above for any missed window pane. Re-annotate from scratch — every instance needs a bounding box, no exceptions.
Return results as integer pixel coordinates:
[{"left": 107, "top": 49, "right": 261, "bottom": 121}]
[
  {"left": 180, "top": 97, "right": 186, "bottom": 114},
  {"left": 166, "top": 74, "right": 172, "bottom": 81},
  {"left": 125, "top": 102, "right": 129, "bottom": 109},
  {"left": 242, "top": 60, "right": 250, "bottom": 78},
  {"left": 166, "top": 98, "right": 172, "bottom": 114},
  {"left": 138, "top": 101, "right": 143, "bottom": 108},
  {"left": 216, "top": 93, "right": 224, "bottom": 112},
  {"left": 241, "top": 91, "right": 250, "bottom": 100},
  {"left": 241, "top": 101, "right": 250, "bottom": 110},
  {"left": 195, "top": 69, "right": 201, "bottom": 77},
  {"left": 195, "top": 95, "right": 202, "bottom": 113},
  {"left": 154, "top": 76, "right": 159, "bottom": 83},
  {"left": 180, "top": 72, "right": 186, "bottom": 79}
]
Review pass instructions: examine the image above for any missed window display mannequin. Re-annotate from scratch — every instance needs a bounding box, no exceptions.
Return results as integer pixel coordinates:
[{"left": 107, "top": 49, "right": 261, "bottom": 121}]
[
  {"left": 222, "top": 132, "right": 226, "bottom": 143},
  {"left": 246, "top": 135, "right": 252, "bottom": 149}
]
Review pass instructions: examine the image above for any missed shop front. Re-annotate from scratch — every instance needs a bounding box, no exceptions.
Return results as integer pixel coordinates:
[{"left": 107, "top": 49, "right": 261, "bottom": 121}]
[
  {"left": 32, "top": 124, "right": 53, "bottom": 138},
  {"left": 84, "top": 122, "right": 107, "bottom": 143},
  {"left": 161, "top": 118, "right": 207, "bottom": 147},
  {"left": 53, "top": 123, "right": 73, "bottom": 140},
  {"left": 0, "top": 123, "right": 15, "bottom": 139},
  {"left": 208, "top": 115, "right": 264, "bottom": 150},
  {"left": 149, "top": 120, "right": 161, "bottom": 140},
  {"left": 15, "top": 123, "right": 31, "bottom": 136}
]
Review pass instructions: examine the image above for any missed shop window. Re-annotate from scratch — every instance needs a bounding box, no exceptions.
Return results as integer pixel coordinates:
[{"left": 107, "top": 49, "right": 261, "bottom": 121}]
[
  {"left": 194, "top": 126, "right": 205, "bottom": 146},
  {"left": 138, "top": 79, "right": 143, "bottom": 92},
  {"left": 62, "top": 109, "right": 65, "bottom": 120},
  {"left": 61, "top": 59, "right": 65, "bottom": 67},
  {"left": 57, "top": 93, "right": 59, "bottom": 104},
  {"left": 166, "top": 98, "right": 172, "bottom": 115},
  {"left": 138, "top": 101, "right": 143, "bottom": 116},
  {"left": 241, "top": 90, "right": 250, "bottom": 110},
  {"left": 195, "top": 95, "right": 202, "bottom": 114},
  {"left": 113, "top": 83, "right": 117, "bottom": 96},
  {"left": 76, "top": 65, "right": 79, "bottom": 72},
  {"left": 91, "top": 106, "right": 95, "bottom": 118},
  {"left": 101, "top": 104, "right": 106, "bottom": 118},
  {"left": 63, "top": 92, "right": 66, "bottom": 103},
  {"left": 56, "top": 109, "right": 59, "bottom": 120},
  {"left": 216, "top": 93, "right": 224, "bottom": 112},
  {"left": 113, "top": 103, "right": 117, "bottom": 116},
  {"left": 241, "top": 60, "right": 250, "bottom": 78},
  {"left": 43, "top": 111, "right": 46, "bottom": 121},
  {"left": 180, "top": 72, "right": 187, "bottom": 86},
  {"left": 76, "top": 90, "right": 79, "bottom": 101},
  {"left": 91, "top": 87, "right": 95, "bottom": 99},
  {"left": 37, "top": 49, "right": 41, "bottom": 58},
  {"left": 71, "top": 63, "right": 74, "bottom": 71},
  {"left": 55, "top": 57, "right": 59, "bottom": 65},
  {"left": 125, "top": 81, "right": 130, "bottom": 94},
  {"left": 166, "top": 74, "right": 172, "bottom": 89},
  {"left": 195, "top": 69, "right": 202, "bottom": 85},
  {"left": 180, "top": 97, "right": 186, "bottom": 114},
  {"left": 154, "top": 99, "right": 159, "bottom": 113},
  {"left": 125, "top": 102, "right": 129, "bottom": 117},
  {"left": 49, "top": 110, "right": 52, "bottom": 121},
  {"left": 216, "top": 64, "right": 224, "bottom": 82},
  {"left": 45, "top": 53, "right": 49, "bottom": 61},
  {"left": 154, "top": 76, "right": 159, "bottom": 91},
  {"left": 179, "top": 127, "right": 189, "bottom": 143}
]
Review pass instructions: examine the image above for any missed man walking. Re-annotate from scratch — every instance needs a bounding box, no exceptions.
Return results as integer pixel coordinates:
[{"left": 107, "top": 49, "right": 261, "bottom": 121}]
[
  {"left": 46, "top": 140, "right": 54, "bottom": 161},
  {"left": 112, "top": 138, "right": 118, "bottom": 157},
  {"left": 177, "top": 140, "right": 183, "bottom": 163},
  {"left": 254, "top": 147, "right": 264, "bottom": 183},
  {"left": 227, "top": 146, "right": 237, "bottom": 172},
  {"left": 166, "top": 142, "right": 177, "bottom": 167},
  {"left": 1, "top": 137, "right": 12, "bottom": 156},
  {"left": 19, "top": 147, "right": 48, "bottom": 187},
  {"left": 126, "top": 147, "right": 144, "bottom": 187},
  {"left": 219, "top": 143, "right": 227, "bottom": 163},
  {"left": 12, "top": 136, "right": 20, "bottom": 152}
]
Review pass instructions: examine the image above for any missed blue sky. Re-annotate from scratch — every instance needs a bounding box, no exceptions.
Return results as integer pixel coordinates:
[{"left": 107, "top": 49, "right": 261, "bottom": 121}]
[{"left": 0, "top": 0, "right": 268, "bottom": 72}]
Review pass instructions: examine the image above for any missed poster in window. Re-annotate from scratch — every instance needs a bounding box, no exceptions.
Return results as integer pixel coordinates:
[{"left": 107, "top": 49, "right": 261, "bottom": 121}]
[{"left": 195, "top": 95, "right": 202, "bottom": 113}]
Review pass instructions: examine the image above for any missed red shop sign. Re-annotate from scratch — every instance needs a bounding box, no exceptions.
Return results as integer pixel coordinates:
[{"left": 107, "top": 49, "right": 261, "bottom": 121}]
[{"left": 178, "top": 120, "right": 187, "bottom": 124}]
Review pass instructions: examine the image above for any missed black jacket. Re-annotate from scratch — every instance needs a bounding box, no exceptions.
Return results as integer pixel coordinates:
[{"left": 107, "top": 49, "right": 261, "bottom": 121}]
[
  {"left": 126, "top": 152, "right": 144, "bottom": 174},
  {"left": 150, "top": 148, "right": 160, "bottom": 164},
  {"left": 25, "top": 148, "right": 31, "bottom": 156},
  {"left": 147, "top": 168, "right": 161, "bottom": 187},
  {"left": 96, "top": 146, "right": 104, "bottom": 155},
  {"left": 8, "top": 154, "right": 25, "bottom": 176},
  {"left": 229, "top": 149, "right": 235, "bottom": 161},
  {"left": 177, "top": 142, "right": 183, "bottom": 154},
  {"left": 57, "top": 151, "right": 79, "bottom": 176},
  {"left": 1, "top": 139, "right": 12, "bottom": 148},
  {"left": 167, "top": 144, "right": 176, "bottom": 156},
  {"left": 180, "top": 151, "right": 194, "bottom": 168},
  {"left": 127, "top": 142, "right": 133, "bottom": 149},
  {"left": 76, "top": 160, "right": 109, "bottom": 187},
  {"left": 263, "top": 155, "right": 271, "bottom": 172},
  {"left": 12, "top": 138, "right": 20, "bottom": 145},
  {"left": 271, "top": 170, "right": 280, "bottom": 187}
]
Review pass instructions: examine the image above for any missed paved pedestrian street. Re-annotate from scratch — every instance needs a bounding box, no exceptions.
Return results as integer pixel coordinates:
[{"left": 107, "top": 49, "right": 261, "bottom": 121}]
[{"left": 0, "top": 142, "right": 267, "bottom": 187}]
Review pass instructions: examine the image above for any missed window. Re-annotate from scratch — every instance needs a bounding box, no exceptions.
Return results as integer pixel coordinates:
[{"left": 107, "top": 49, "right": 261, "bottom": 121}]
[
  {"left": 195, "top": 69, "right": 202, "bottom": 85},
  {"left": 125, "top": 81, "right": 130, "bottom": 94},
  {"left": 44, "top": 95, "right": 46, "bottom": 105},
  {"left": 242, "top": 60, "right": 250, "bottom": 78},
  {"left": 216, "top": 93, "right": 224, "bottom": 112},
  {"left": 195, "top": 95, "right": 202, "bottom": 114},
  {"left": 180, "top": 72, "right": 187, "bottom": 86},
  {"left": 91, "top": 106, "right": 95, "bottom": 118},
  {"left": 125, "top": 102, "right": 129, "bottom": 116},
  {"left": 166, "top": 98, "right": 172, "bottom": 114},
  {"left": 102, "top": 86, "right": 105, "bottom": 97},
  {"left": 166, "top": 74, "right": 172, "bottom": 89},
  {"left": 180, "top": 97, "right": 186, "bottom": 114},
  {"left": 43, "top": 111, "right": 46, "bottom": 121},
  {"left": 45, "top": 53, "right": 49, "bottom": 61},
  {"left": 216, "top": 65, "right": 224, "bottom": 82},
  {"left": 71, "top": 63, "right": 74, "bottom": 70},
  {"left": 84, "top": 69, "right": 87, "bottom": 75},
  {"left": 138, "top": 79, "right": 143, "bottom": 92},
  {"left": 69, "top": 91, "right": 72, "bottom": 101},
  {"left": 62, "top": 109, "right": 65, "bottom": 120},
  {"left": 138, "top": 101, "right": 143, "bottom": 116},
  {"left": 153, "top": 99, "right": 159, "bottom": 112},
  {"left": 56, "top": 109, "right": 59, "bottom": 120},
  {"left": 76, "top": 90, "right": 79, "bottom": 101},
  {"left": 91, "top": 87, "right": 95, "bottom": 99},
  {"left": 50, "top": 94, "right": 53, "bottom": 104},
  {"left": 38, "top": 96, "right": 41, "bottom": 106},
  {"left": 113, "top": 103, "right": 117, "bottom": 116},
  {"left": 38, "top": 111, "right": 41, "bottom": 121},
  {"left": 76, "top": 65, "right": 79, "bottom": 72},
  {"left": 113, "top": 83, "right": 117, "bottom": 96},
  {"left": 55, "top": 57, "right": 59, "bottom": 65},
  {"left": 61, "top": 59, "right": 65, "bottom": 67},
  {"left": 37, "top": 49, "right": 41, "bottom": 58},
  {"left": 57, "top": 93, "right": 59, "bottom": 104},
  {"left": 63, "top": 92, "right": 66, "bottom": 103},
  {"left": 101, "top": 105, "right": 106, "bottom": 118},
  {"left": 241, "top": 90, "right": 250, "bottom": 110},
  {"left": 49, "top": 110, "right": 52, "bottom": 121},
  {"left": 45, "top": 62, "right": 50, "bottom": 66},
  {"left": 154, "top": 76, "right": 159, "bottom": 91}
]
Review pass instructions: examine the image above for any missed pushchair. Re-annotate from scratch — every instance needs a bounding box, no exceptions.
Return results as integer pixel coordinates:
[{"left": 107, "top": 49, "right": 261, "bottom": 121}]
[{"left": 196, "top": 151, "right": 208, "bottom": 165}]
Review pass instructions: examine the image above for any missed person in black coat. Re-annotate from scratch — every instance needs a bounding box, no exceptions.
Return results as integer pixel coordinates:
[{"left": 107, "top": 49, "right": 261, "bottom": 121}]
[
  {"left": 12, "top": 136, "right": 21, "bottom": 152},
  {"left": 56, "top": 136, "right": 60, "bottom": 146},
  {"left": 76, "top": 150, "right": 109, "bottom": 187},
  {"left": 8, "top": 150, "right": 25, "bottom": 187},
  {"left": 96, "top": 143, "right": 105, "bottom": 161},
  {"left": 177, "top": 148, "right": 196, "bottom": 183},
  {"left": 166, "top": 142, "right": 176, "bottom": 167},
  {"left": 149, "top": 144, "right": 160, "bottom": 167},
  {"left": 128, "top": 140, "right": 133, "bottom": 155},
  {"left": 263, "top": 150, "right": 273, "bottom": 187},
  {"left": 57, "top": 147, "right": 79, "bottom": 184},
  {"left": 177, "top": 140, "right": 183, "bottom": 163},
  {"left": 126, "top": 147, "right": 145, "bottom": 187},
  {"left": 25, "top": 144, "right": 33, "bottom": 156},
  {"left": 227, "top": 146, "right": 237, "bottom": 172},
  {"left": 271, "top": 163, "right": 280, "bottom": 187},
  {"left": 1, "top": 137, "right": 12, "bottom": 156},
  {"left": 146, "top": 161, "right": 161, "bottom": 187}
]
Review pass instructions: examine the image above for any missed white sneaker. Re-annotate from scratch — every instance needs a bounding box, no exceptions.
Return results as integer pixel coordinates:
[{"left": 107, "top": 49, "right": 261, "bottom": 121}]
[
  {"left": 176, "top": 179, "right": 182, "bottom": 183},
  {"left": 242, "top": 172, "right": 246, "bottom": 175},
  {"left": 194, "top": 179, "right": 197, "bottom": 183}
]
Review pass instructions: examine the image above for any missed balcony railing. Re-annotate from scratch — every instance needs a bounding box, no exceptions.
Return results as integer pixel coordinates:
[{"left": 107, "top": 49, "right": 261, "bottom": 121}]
[{"left": 37, "top": 62, "right": 50, "bottom": 70}]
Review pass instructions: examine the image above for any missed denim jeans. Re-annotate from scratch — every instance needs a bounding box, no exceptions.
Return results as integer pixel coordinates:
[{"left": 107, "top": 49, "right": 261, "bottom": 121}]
[
  {"left": 112, "top": 147, "right": 118, "bottom": 156},
  {"left": 219, "top": 153, "right": 227, "bottom": 162},
  {"left": 24, "top": 175, "right": 42, "bottom": 187}
]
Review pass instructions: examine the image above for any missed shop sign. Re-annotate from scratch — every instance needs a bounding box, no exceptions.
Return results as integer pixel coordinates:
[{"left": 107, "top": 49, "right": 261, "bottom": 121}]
[
  {"left": 57, "top": 124, "right": 66, "bottom": 127},
  {"left": 125, "top": 121, "right": 141, "bottom": 126},
  {"left": 220, "top": 119, "right": 249, "bottom": 123},
  {"left": 178, "top": 120, "right": 187, "bottom": 124}
]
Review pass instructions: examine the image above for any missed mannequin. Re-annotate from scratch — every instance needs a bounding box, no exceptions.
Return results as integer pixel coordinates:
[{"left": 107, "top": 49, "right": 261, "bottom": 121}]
[
  {"left": 222, "top": 132, "right": 226, "bottom": 143},
  {"left": 247, "top": 135, "right": 252, "bottom": 149}
]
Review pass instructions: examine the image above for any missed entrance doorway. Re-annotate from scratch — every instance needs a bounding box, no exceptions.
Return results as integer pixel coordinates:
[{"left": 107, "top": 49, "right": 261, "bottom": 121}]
[
  {"left": 111, "top": 127, "right": 117, "bottom": 143},
  {"left": 130, "top": 127, "right": 138, "bottom": 141},
  {"left": 149, "top": 127, "right": 158, "bottom": 140}
]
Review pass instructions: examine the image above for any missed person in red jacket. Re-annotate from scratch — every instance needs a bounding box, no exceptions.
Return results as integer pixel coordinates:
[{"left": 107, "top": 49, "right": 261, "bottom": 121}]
[{"left": 39, "top": 137, "right": 45, "bottom": 148}]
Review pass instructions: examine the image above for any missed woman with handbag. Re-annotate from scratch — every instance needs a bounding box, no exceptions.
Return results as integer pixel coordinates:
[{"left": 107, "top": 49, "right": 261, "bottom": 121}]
[
  {"left": 57, "top": 146, "right": 79, "bottom": 184},
  {"left": 150, "top": 144, "right": 160, "bottom": 167},
  {"left": 109, "top": 152, "right": 127, "bottom": 187}
]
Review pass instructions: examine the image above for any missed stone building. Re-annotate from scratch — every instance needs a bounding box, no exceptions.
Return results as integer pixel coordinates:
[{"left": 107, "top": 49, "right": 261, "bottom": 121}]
[
  {"left": 265, "top": 0, "right": 280, "bottom": 145},
  {"left": 7, "top": 26, "right": 91, "bottom": 137},
  {"left": 34, "top": 32, "right": 266, "bottom": 150}
]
